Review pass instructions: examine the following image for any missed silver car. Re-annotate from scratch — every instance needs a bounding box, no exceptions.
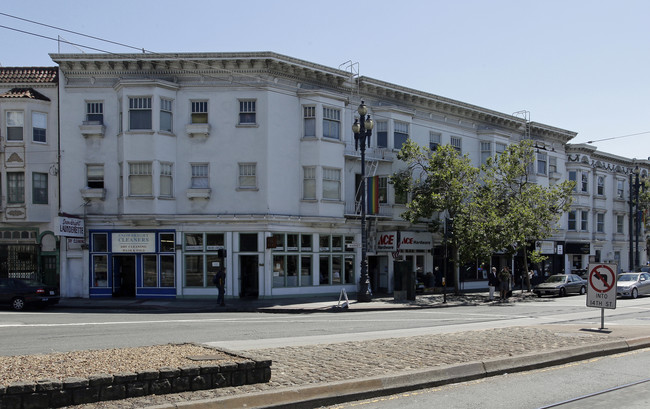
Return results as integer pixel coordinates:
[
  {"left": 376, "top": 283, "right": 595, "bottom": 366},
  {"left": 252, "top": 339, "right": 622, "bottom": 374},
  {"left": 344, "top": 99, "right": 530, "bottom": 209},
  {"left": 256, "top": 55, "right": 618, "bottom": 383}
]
[
  {"left": 533, "top": 274, "right": 586, "bottom": 297},
  {"left": 616, "top": 272, "right": 650, "bottom": 299}
]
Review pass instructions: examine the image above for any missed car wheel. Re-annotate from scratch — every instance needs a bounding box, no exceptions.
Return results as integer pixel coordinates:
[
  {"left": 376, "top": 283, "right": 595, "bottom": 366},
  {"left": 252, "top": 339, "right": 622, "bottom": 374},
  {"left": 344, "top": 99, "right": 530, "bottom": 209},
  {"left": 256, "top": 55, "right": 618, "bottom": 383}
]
[
  {"left": 11, "top": 297, "right": 25, "bottom": 311},
  {"left": 559, "top": 287, "right": 566, "bottom": 297},
  {"left": 632, "top": 288, "right": 638, "bottom": 299},
  {"left": 580, "top": 286, "right": 586, "bottom": 295}
]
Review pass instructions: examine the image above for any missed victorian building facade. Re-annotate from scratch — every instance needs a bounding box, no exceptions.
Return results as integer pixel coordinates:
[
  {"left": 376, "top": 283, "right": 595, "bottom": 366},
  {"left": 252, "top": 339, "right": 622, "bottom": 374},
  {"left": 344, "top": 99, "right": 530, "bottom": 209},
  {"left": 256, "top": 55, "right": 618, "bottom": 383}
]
[
  {"left": 3, "top": 52, "right": 644, "bottom": 300},
  {"left": 0, "top": 67, "right": 60, "bottom": 288}
]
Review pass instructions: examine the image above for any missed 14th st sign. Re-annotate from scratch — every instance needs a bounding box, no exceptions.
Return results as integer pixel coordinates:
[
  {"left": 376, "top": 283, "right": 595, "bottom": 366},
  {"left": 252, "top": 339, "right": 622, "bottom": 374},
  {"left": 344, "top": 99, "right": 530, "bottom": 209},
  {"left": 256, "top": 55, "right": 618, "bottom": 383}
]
[{"left": 586, "top": 263, "right": 617, "bottom": 310}]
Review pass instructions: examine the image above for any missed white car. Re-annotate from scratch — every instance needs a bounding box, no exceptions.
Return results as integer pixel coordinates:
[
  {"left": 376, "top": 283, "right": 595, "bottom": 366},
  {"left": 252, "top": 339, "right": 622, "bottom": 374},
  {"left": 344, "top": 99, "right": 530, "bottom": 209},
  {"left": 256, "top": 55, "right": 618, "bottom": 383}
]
[{"left": 616, "top": 272, "right": 650, "bottom": 299}]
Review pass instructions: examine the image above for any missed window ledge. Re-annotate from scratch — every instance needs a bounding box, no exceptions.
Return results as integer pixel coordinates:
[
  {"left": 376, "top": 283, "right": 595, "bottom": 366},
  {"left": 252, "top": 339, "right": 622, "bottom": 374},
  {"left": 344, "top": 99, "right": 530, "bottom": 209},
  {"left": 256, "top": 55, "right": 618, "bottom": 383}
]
[
  {"left": 186, "top": 123, "right": 210, "bottom": 137},
  {"left": 549, "top": 171, "right": 562, "bottom": 180},
  {"left": 81, "top": 188, "right": 106, "bottom": 200},
  {"left": 236, "top": 187, "right": 259, "bottom": 192},
  {"left": 300, "top": 199, "right": 318, "bottom": 203},
  {"left": 125, "top": 130, "right": 155, "bottom": 135},
  {"left": 236, "top": 123, "right": 259, "bottom": 128},
  {"left": 320, "top": 199, "right": 344, "bottom": 204},
  {"left": 186, "top": 188, "right": 211, "bottom": 199},
  {"left": 79, "top": 123, "right": 106, "bottom": 138}
]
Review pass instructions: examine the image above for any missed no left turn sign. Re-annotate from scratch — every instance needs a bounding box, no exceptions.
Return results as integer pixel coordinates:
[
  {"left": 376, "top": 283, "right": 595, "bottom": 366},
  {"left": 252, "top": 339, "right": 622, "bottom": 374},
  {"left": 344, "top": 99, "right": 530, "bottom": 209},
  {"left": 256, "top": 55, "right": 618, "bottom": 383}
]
[{"left": 586, "top": 263, "right": 617, "bottom": 309}]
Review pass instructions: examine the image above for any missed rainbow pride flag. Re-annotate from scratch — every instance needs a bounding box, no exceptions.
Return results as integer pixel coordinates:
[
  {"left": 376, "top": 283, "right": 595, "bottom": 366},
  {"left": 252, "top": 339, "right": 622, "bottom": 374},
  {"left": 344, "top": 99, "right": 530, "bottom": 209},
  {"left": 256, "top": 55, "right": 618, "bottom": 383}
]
[{"left": 367, "top": 176, "right": 380, "bottom": 215}]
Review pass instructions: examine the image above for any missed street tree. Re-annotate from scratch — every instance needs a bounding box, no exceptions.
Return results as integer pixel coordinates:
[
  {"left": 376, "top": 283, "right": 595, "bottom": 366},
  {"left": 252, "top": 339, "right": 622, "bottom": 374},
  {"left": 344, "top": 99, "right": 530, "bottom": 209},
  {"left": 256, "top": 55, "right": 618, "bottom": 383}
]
[
  {"left": 480, "top": 139, "right": 574, "bottom": 291},
  {"left": 392, "top": 141, "right": 480, "bottom": 293}
]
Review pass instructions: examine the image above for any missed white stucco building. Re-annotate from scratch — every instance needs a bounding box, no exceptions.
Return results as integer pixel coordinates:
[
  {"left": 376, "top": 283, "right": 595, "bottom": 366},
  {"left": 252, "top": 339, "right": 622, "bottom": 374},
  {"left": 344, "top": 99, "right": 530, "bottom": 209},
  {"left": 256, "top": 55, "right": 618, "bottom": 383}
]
[{"left": 44, "top": 51, "right": 647, "bottom": 300}]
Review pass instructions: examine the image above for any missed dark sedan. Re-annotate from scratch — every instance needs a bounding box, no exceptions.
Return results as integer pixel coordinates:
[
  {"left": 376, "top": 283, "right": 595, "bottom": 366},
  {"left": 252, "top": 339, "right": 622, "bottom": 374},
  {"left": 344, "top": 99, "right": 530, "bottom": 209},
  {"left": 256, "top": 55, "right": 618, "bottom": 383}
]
[
  {"left": 0, "top": 278, "right": 60, "bottom": 311},
  {"left": 533, "top": 274, "right": 586, "bottom": 297}
]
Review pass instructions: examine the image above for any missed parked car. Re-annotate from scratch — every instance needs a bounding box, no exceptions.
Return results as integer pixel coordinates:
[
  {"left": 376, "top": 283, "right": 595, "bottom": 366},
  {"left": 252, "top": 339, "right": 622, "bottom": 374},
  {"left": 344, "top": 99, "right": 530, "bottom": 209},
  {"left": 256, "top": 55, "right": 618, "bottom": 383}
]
[
  {"left": 0, "top": 278, "right": 60, "bottom": 311},
  {"left": 533, "top": 274, "right": 586, "bottom": 297},
  {"left": 616, "top": 272, "right": 650, "bottom": 299}
]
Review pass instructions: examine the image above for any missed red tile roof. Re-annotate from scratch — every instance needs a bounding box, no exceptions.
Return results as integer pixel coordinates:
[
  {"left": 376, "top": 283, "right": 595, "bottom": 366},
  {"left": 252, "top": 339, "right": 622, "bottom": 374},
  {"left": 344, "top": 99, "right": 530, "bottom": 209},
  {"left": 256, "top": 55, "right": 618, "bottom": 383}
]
[
  {"left": 0, "top": 67, "right": 58, "bottom": 84},
  {"left": 0, "top": 88, "right": 51, "bottom": 101}
]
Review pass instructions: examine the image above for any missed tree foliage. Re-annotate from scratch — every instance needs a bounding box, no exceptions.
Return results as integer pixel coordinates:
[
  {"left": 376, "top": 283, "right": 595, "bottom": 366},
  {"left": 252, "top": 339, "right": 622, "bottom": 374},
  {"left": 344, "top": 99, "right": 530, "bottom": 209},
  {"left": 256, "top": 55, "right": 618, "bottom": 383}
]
[{"left": 392, "top": 139, "right": 575, "bottom": 293}]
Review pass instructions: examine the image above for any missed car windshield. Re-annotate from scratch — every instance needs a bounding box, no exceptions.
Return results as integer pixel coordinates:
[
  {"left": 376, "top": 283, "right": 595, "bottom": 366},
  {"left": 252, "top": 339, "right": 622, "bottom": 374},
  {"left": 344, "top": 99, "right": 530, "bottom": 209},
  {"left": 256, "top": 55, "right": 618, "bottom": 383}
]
[
  {"left": 546, "top": 275, "right": 567, "bottom": 283},
  {"left": 618, "top": 274, "right": 639, "bottom": 282}
]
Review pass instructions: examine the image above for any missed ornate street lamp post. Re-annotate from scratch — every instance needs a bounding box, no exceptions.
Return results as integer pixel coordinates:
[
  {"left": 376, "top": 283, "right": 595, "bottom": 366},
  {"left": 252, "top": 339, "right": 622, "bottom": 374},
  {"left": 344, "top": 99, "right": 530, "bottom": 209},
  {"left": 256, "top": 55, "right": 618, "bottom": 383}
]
[{"left": 352, "top": 101, "right": 374, "bottom": 302}]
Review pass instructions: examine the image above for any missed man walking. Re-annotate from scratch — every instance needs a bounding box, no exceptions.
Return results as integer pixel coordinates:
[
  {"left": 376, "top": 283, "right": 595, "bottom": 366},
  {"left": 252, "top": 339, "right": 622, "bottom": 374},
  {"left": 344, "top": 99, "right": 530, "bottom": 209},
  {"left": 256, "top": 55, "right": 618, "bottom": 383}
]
[
  {"left": 214, "top": 268, "right": 226, "bottom": 306},
  {"left": 487, "top": 267, "right": 499, "bottom": 301}
]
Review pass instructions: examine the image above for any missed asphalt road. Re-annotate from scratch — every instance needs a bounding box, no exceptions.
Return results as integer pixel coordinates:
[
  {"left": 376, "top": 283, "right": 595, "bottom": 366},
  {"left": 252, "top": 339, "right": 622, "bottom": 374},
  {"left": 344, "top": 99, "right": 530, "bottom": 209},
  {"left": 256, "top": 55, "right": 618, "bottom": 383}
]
[
  {"left": 1, "top": 295, "right": 649, "bottom": 356},
  {"left": 316, "top": 346, "right": 650, "bottom": 409}
]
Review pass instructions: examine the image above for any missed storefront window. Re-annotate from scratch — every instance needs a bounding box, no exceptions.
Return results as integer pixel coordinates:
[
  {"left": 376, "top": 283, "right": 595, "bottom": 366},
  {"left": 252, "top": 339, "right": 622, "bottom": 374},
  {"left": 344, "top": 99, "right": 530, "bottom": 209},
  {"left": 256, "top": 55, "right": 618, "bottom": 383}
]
[
  {"left": 159, "top": 233, "right": 175, "bottom": 252},
  {"left": 287, "top": 255, "right": 298, "bottom": 286},
  {"left": 206, "top": 233, "right": 224, "bottom": 250},
  {"left": 185, "top": 254, "right": 204, "bottom": 286},
  {"left": 332, "top": 255, "right": 342, "bottom": 284},
  {"left": 300, "top": 255, "right": 312, "bottom": 286},
  {"left": 319, "top": 235, "right": 330, "bottom": 251},
  {"left": 185, "top": 233, "right": 203, "bottom": 251},
  {"left": 273, "top": 255, "right": 286, "bottom": 287},
  {"left": 332, "top": 236, "right": 342, "bottom": 251},
  {"left": 345, "top": 256, "right": 354, "bottom": 283},
  {"left": 301, "top": 235, "right": 312, "bottom": 251},
  {"left": 287, "top": 234, "right": 299, "bottom": 251},
  {"left": 143, "top": 255, "right": 157, "bottom": 287},
  {"left": 319, "top": 255, "right": 330, "bottom": 285},
  {"left": 160, "top": 255, "right": 174, "bottom": 287},
  {"left": 92, "top": 233, "right": 108, "bottom": 252},
  {"left": 273, "top": 233, "right": 285, "bottom": 250},
  {"left": 240, "top": 233, "right": 258, "bottom": 252},
  {"left": 93, "top": 255, "right": 108, "bottom": 287}
]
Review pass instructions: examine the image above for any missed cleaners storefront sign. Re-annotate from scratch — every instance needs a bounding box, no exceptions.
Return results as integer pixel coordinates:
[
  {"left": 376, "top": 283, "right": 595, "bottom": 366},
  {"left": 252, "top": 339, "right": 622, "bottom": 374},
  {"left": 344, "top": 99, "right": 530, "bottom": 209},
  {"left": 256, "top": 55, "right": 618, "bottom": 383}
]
[
  {"left": 56, "top": 217, "right": 85, "bottom": 238},
  {"left": 112, "top": 232, "right": 156, "bottom": 253}
]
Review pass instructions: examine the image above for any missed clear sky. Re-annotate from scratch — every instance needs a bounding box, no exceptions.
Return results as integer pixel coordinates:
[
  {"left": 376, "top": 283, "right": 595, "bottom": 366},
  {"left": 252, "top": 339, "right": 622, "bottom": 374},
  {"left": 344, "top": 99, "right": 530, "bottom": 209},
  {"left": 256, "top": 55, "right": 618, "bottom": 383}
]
[{"left": 1, "top": 0, "right": 648, "bottom": 160}]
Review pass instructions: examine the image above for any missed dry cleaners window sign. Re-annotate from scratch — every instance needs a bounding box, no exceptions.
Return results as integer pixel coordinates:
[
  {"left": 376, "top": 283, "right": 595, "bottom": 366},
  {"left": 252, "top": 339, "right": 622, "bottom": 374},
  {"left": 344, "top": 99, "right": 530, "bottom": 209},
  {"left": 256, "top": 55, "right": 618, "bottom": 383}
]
[
  {"left": 376, "top": 231, "right": 433, "bottom": 252},
  {"left": 112, "top": 232, "right": 156, "bottom": 253},
  {"left": 56, "top": 217, "right": 85, "bottom": 238}
]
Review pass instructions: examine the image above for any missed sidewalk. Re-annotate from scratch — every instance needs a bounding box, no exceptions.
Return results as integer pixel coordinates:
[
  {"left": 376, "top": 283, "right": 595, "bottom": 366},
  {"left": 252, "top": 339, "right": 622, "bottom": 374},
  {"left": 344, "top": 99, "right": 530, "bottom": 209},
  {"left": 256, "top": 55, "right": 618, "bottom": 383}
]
[
  {"left": 54, "top": 290, "right": 513, "bottom": 314},
  {"left": 53, "top": 293, "right": 650, "bottom": 409}
]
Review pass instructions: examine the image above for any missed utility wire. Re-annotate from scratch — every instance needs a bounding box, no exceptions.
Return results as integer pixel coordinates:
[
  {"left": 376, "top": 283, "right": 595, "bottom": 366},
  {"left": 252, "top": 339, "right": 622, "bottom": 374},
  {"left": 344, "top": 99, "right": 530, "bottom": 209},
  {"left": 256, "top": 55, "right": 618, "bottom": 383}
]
[{"left": 3, "top": 13, "right": 647, "bottom": 150}]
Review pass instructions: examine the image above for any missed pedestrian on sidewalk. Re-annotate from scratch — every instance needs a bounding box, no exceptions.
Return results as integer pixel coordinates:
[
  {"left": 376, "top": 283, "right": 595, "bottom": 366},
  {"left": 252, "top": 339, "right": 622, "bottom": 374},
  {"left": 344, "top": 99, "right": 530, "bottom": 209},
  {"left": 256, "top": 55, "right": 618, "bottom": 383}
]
[
  {"left": 498, "top": 266, "right": 511, "bottom": 301},
  {"left": 488, "top": 267, "right": 499, "bottom": 301},
  {"left": 213, "top": 268, "right": 226, "bottom": 306}
]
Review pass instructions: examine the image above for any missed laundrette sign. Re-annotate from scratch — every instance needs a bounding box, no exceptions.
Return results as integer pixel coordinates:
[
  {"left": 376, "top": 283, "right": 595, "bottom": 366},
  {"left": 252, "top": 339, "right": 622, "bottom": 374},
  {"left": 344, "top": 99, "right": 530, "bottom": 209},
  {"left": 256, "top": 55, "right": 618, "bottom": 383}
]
[
  {"left": 112, "top": 232, "right": 156, "bottom": 253},
  {"left": 55, "top": 217, "right": 85, "bottom": 238}
]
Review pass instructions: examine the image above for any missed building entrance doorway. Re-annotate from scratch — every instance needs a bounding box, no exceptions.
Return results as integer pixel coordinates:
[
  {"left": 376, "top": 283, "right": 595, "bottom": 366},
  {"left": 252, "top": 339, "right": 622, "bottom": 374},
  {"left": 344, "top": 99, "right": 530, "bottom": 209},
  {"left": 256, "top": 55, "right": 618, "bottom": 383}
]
[
  {"left": 239, "top": 255, "right": 259, "bottom": 298},
  {"left": 112, "top": 255, "right": 136, "bottom": 297}
]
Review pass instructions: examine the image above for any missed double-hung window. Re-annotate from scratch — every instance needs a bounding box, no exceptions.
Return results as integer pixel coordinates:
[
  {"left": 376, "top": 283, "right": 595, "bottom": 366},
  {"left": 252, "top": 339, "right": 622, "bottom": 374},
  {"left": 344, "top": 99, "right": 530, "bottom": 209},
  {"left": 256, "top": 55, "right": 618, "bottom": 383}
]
[
  {"left": 480, "top": 141, "right": 491, "bottom": 165},
  {"left": 32, "top": 172, "right": 48, "bottom": 204},
  {"left": 303, "top": 166, "right": 316, "bottom": 200},
  {"left": 537, "top": 152, "right": 547, "bottom": 175},
  {"left": 393, "top": 121, "right": 409, "bottom": 150},
  {"left": 580, "top": 210, "right": 589, "bottom": 231},
  {"left": 128, "top": 162, "right": 152, "bottom": 196},
  {"left": 191, "top": 101, "right": 208, "bottom": 124},
  {"left": 568, "top": 211, "right": 577, "bottom": 230},
  {"left": 191, "top": 164, "right": 209, "bottom": 188},
  {"left": 6, "top": 111, "right": 24, "bottom": 141},
  {"left": 596, "top": 213, "right": 605, "bottom": 233},
  {"left": 32, "top": 112, "right": 47, "bottom": 143},
  {"left": 378, "top": 176, "right": 388, "bottom": 204},
  {"left": 569, "top": 171, "right": 577, "bottom": 191},
  {"left": 549, "top": 156, "right": 558, "bottom": 174},
  {"left": 322, "top": 168, "right": 341, "bottom": 200},
  {"left": 450, "top": 136, "right": 462, "bottom": 154},
  {"left": 430, "top": 132, "right": 441, "bottom": 151},
  {"left": 160, "top": 99, "right": 173, "bottom": 132},
  {"left": 7, "top": 172, "right": 24, "bottom": 203},
  {"left": 303, "top": 106, "right": 315, "bottom": 137},
  {"left": 239, "top": 100, "right": 256, "bottom": 124},
  {"left": 85, "top": 102, "right": 104, "bottom": 124},
  {"left": 129, "top": 97, "right": 152, "bottom": 130},
  {"left": 238, "top": 163, "right": 257, "bottom": 188},
  {"left": 617, "top": 180, "right": 625, "bottom": 199},
  {"left": 617, "top": 215, "right": 625, "bottom": 234},
  {"left": 495, "top": 143, "right": 506, "bottom": 161},
  {"left": 87, "top": 164, "right": 104, "bottom": 189},
  {"left": 376, "top": 121, "right": 388, "bottom": 148},
  {"left": 581, "top": 172, "right": 589, "bottom": 193},
  {"left": 323, "top": 107, "right": 340, "bottom": 140},
  {"left": 597, "top": 176, "right": 605, "bottom": 196},
  {"left": 159, "top": 163, "right": 173, "bottom": 197}
]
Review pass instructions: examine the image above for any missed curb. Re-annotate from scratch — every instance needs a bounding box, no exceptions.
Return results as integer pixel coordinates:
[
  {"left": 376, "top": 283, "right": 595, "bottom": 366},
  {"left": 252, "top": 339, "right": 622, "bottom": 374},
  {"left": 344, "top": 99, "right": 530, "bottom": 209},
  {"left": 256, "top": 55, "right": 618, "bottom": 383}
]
[{"left": 146, "top": 336, "right": 650, "bottom": 409}]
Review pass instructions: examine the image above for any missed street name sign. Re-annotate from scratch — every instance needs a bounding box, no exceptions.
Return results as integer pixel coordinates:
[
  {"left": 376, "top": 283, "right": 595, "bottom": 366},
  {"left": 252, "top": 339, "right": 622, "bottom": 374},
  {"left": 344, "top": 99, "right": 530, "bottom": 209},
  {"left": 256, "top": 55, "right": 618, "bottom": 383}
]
[{"left": 586, "top": 263, "right": 617, "bottom": 310}]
